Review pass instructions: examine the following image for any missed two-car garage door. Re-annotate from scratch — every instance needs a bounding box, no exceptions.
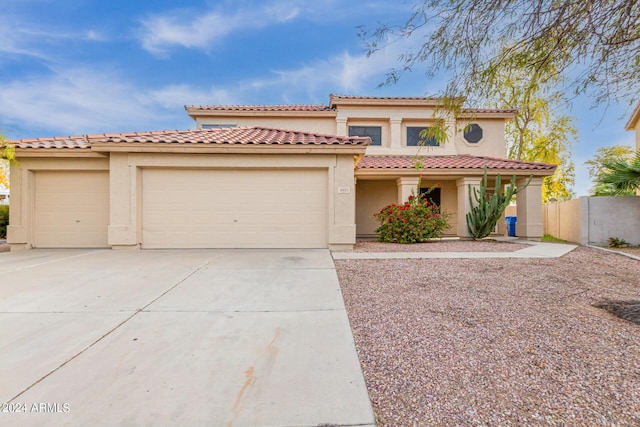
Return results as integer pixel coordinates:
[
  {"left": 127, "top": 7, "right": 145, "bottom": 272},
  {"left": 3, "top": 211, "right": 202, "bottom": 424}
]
[{"left": 141, "top": 169, "right": 328, "bottom": 249}]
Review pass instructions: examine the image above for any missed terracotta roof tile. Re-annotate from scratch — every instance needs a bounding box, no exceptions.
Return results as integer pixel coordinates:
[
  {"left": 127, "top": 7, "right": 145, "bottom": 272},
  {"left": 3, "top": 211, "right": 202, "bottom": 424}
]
[
  {"left": 358, "top": 155, "right": 556, "bottom": 171},
  {"left": 12, "top": 136, "right": 90, "bottom": 149},
  {"left": 12, "top": 127, "right": 370, "bottom": 149},
  {"left": 329, "top": 94, "right": 441, "bottom": 101},
  {"left": 461, "top": 108, "right": 518, "bottom": 114},
  {"left": 185, "top": 104, "right": 332, "bottom": 112}
]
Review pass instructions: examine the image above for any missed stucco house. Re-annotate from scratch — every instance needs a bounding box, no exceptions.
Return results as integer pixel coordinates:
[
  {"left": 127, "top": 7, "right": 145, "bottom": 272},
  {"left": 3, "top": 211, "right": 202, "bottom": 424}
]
[{"left": 6, "top": 95, "right": 555, "bottom": 251}]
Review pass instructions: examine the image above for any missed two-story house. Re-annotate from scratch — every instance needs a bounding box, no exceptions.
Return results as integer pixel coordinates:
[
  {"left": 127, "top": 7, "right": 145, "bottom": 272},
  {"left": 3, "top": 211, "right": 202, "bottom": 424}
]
[{"left": 6, "top": 95, "right": 555, "bottom": 251}]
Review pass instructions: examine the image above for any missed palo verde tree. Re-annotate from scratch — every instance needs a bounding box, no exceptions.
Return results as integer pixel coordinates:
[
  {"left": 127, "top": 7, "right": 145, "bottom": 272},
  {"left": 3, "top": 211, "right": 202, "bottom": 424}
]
[
  {"left": 486, "top": 68, "right": 576, "bottom": 202},
  {"left": 361, "top": 0, "right": 640, "bottom": 107},
  {"left": 361, "top": 2, "right": 612, "bottom": 200}
]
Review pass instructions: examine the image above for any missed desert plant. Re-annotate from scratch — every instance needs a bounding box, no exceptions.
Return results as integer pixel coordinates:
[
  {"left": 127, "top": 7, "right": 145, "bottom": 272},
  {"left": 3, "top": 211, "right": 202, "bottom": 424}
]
[
  {"left": 375, "top": 192, "right": 451, "bottom": 243},
  {"left": 466, "top": 167, "right": 532, "bottom": 239},
  {"left": 608, "top": 237, "right": 629, "bottom": 248},
  {"left": 0, "top": 205, "right": 8, "bottom": 239}
]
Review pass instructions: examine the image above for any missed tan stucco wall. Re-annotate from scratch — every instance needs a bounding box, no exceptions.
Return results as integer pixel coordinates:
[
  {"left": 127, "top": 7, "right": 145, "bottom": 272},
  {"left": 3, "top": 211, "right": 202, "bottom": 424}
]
[
  {"left": 193, "top": 105, "right": 509, "bottom": 158},
  {"left": 197, "top": 117, "right": 336, "bottom": 135},
  {"left": 355, "top": 178, "right": 458, "bottom": 237},
  {"left": 107, "top": 152, "right": 357, "bottom": 249},
  {"left": 9, "top": 151, "right": 359, "bottom": 250},
  {"left": 454, "top": 119, "right": 507, "bottom": 158},
  {"left": 355, "top": 180, "right": 396, "bottom": 237},
  {"left": 7, "top": 156, "right": 110, "bottom": 250}
]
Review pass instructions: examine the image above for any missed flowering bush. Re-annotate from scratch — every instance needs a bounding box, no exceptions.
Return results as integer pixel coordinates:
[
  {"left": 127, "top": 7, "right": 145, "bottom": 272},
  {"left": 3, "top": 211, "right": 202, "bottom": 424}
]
[{"left": 374, "top": 192, "right": 451, "bottom": 243}]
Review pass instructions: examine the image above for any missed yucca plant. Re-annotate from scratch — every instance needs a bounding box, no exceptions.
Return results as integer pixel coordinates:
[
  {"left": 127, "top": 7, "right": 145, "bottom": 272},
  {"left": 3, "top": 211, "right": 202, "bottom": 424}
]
[{"left": 466, "top": 167, "right": 532, "bottom": 239}]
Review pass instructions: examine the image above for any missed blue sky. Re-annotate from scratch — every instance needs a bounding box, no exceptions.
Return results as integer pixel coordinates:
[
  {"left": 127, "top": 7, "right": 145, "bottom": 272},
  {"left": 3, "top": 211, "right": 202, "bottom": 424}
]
[{"left": 1, "top": 0, "right": 635, "bottom": 196}]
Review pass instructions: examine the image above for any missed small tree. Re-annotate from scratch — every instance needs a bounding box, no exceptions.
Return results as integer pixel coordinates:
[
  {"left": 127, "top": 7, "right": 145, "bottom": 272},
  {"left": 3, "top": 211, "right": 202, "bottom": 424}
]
[{"left": 466, "top": 167, "right": 532, "bottom": 239}]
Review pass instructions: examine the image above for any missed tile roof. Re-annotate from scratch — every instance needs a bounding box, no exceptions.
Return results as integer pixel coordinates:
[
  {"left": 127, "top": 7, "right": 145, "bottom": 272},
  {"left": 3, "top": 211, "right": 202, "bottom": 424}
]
[
  {"left": 329, "top": 94, "right": 441, "bottom": 101},
  {"left": 461, "top": 108, "right": 518, "bottom": 114},
  {"left": 358, "top": 155, "right": 556, "bottom": 171},
  {"left": 185, "top": 105, "right": 332, "bottom": 112},
  {"left": 12, "top": 136, "right": 90, "bottom": 149},
  {"left": 12, "top": 127, "right": 370, "bottom": 149}
]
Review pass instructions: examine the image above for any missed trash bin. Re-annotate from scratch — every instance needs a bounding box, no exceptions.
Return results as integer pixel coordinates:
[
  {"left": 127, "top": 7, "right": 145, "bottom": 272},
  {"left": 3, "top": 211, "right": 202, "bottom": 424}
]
[{"left": 505, "top": 216, "right": 517, "bottom": 237}]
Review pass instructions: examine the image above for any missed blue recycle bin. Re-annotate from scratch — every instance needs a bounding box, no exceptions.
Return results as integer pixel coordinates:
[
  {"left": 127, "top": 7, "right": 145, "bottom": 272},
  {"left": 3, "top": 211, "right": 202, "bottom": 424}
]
[{"left": 505, "top": 216, "right": 517, "bottom": 237}]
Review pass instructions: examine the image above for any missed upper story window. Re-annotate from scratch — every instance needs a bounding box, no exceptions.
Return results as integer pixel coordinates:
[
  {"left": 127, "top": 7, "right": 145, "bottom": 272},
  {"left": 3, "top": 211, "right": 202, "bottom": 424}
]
[
  {"left": 463, "top": 124, "right": 483, "bottom": 143},
  {"left": 348, "top": 126, "right": 382, "bottom": 146},
  {"left": 202, "top": 124, "right": 237, "bottom": 129},
  {"left": 407, "top": 127, "right": 438, "bottom": 147}
]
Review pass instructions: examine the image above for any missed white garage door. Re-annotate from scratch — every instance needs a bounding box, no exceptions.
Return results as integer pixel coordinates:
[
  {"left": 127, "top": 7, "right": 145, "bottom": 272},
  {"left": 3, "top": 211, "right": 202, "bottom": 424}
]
[
  {"left": 141, "top": 169, "right": 327, "bottom": 249},
  {"left": 34, "top": 171, "right": 109, "bottom": 248}
]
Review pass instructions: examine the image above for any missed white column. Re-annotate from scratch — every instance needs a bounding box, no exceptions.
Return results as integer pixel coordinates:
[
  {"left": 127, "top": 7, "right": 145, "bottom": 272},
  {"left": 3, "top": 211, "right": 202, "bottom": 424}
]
[
  {"left": 389, "top": 118, "right": 402, "bottom": 149},
  {"left": 396, "top": 176, "right": 420, "bottom": 204},
  {"left": 456, "top": 177, "right": 482, "bottom": 238},
  {"left": 336, "top": 118, "right": 348, "bottom": 136},
  {"left": 516, "top": 177, "right": 544, "bottom": 239}
]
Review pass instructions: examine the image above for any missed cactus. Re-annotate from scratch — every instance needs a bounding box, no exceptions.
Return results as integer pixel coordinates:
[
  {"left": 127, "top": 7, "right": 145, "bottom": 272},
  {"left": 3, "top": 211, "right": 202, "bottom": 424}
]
[{"left": 466, "top": 167, "right": 532, "bottom": 239}]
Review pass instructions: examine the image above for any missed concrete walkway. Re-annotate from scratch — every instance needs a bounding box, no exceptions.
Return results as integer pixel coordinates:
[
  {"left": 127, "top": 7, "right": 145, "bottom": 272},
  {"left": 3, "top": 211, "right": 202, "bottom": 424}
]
[
  {"left": 332, "top": 239, "right": 578, "bottom": 260},
  {"left": 0, "top": 249, "right": 375, "bottom": 427}
]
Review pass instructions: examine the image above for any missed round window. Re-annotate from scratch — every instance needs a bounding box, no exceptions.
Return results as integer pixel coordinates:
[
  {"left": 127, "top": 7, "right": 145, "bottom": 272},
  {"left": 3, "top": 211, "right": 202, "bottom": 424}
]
[{"left": 464, "top": 124, "right": 483, "bottom": 143}]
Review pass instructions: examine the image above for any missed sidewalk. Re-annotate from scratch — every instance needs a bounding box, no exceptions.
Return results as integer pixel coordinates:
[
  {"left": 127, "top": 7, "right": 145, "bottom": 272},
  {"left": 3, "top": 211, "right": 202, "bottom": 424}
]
[{"left": 332, "top": 239, "right": 578, "bottom": 260}]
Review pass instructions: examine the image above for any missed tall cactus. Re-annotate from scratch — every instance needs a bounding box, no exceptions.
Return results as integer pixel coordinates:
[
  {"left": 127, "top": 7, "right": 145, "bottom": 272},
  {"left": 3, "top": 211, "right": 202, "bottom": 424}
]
[{"left": 466, "top": 167, "right": 532, "bottom": 239}]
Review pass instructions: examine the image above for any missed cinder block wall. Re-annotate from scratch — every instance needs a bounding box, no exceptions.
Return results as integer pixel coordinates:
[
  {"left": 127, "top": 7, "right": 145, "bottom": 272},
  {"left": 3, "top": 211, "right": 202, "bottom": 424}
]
[{"left": 543, "top": 196, "right": 640, "bottom": 245}]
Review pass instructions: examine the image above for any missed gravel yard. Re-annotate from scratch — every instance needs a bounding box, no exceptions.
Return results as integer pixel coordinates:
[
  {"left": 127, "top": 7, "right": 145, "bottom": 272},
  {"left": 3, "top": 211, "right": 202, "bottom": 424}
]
[
  {"left": 335, "top": 243, "right": 640, "bottom": 426},
  {"left": 353, "top": 239, "right": 528, "bottom": 253}
]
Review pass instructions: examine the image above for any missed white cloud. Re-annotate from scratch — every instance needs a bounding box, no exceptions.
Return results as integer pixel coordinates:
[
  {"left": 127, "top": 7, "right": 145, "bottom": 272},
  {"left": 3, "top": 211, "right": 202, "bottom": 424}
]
[
  {"left": 138, "top": 1, "right": 302, "bottom": 56},
  {"left": 0, "top": 68, "right": 193, "bottom": 137}
]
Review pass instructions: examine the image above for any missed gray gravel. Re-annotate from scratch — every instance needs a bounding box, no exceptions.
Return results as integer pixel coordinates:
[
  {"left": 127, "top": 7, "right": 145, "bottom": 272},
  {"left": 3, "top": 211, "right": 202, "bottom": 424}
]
[
  {"left": 353, "top": 240, "right": 528, "bottom": 253},
  {"left": 335, "top": 245, "right": 640, "bottom": 426}
]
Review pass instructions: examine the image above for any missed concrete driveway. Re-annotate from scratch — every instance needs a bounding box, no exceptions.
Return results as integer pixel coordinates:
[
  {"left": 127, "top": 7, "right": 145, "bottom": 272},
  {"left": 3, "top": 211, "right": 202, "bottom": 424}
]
[{"left": 0, "top": 249, "right": 375, "bottom": 426}]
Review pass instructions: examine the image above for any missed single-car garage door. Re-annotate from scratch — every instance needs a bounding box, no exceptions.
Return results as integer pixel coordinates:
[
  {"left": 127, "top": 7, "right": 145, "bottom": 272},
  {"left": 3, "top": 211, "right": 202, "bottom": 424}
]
[
  {"left": 141, "top": 169, "right": 327, "bottom": 249},
  {"left": 34, "top": 171, "right": 109, "bottom": 248}
]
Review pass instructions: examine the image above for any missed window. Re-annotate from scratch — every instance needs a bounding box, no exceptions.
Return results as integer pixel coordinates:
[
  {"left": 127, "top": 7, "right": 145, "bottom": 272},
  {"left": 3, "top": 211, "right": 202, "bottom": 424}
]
[
  {"left": 407, "top": 127, "right": 438, "bottom": 146},
  {"left": 463, "top": 124, "right": 483, "bottom": 143},
  {"left": 349, "top": 126, "right": 382, "bottom": 146},
  {"left": 202, "top": 124, "right": 237, "bottom": 129},
  {"left": 419, "top": 187, "right": 441, "bottom": 207}
]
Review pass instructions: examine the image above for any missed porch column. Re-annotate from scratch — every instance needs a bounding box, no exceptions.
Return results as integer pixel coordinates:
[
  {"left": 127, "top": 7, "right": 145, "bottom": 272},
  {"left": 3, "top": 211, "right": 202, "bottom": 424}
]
[
  {"left": 389, "top": 117, "right": 402, "bottom": 149},
  {"left": 456, "top": 177, "right": 482, "bottom": 238},
  {"left": 396, "top": 176, "right": 420, "bottom": 204},
  {"left": 516, "top": 177, "right": 544, "bottom": 239}
]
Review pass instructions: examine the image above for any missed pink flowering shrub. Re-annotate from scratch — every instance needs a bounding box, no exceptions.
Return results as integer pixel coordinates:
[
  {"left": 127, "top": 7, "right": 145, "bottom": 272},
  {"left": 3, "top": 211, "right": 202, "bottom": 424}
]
[{"left": 374, "top": 193, "right": 451, "bottom": 243}]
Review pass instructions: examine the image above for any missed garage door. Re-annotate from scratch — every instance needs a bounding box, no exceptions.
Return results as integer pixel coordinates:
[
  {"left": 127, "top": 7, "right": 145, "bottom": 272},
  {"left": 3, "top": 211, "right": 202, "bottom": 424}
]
[
  {"left": 141, "top": 169, "right": 327, "bottom": 248},
  {"left": 34, "top": 171, "right": 109, "bottom": 248}
]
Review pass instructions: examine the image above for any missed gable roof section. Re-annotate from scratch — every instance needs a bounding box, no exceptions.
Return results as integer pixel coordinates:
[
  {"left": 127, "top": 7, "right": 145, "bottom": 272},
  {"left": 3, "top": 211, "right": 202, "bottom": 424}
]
[
  {"left": 11, "top": 127, "right": 370, "bottom": 155},
  {"left": 358, "top": 155, "right": 556, "bottom": 173}
]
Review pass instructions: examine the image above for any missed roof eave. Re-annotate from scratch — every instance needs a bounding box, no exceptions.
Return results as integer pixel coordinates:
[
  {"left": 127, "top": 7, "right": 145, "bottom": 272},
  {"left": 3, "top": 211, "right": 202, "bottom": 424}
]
[
  {"left": 624, "top": 101, "right": 640, "bottom": 131},
  {"left": 355, "top": 167, "right": 555, "bottom": 178},
  {"left": 185, "top": 108, "right": 336, "bottom": 119},
  {"left": 14, "top": 148, "right": 104, "bottom": 158},
  {"left": 89, "top": 142, "right": 368, "bottom": 155}
]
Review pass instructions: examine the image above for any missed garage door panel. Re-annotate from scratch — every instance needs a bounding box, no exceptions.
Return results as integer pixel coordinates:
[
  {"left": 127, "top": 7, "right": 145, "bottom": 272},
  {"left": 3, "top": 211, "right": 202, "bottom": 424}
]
[
  {"left": 34, "top": 171, "right": 109, "bottom": 248},
  {"left": 142, "top": 169, "right": 327, "bottom": 248}
]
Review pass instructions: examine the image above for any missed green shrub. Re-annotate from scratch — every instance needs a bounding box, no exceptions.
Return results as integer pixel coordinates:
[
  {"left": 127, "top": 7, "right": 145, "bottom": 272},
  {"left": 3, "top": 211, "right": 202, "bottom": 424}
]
[
  {"left": 608, "top": 237, "right": 629, "bottom": 248},
  {"left": 0, "top": 205, "right": 8, "bottom": 239},
  {"left": 375, "top": 193, "right": 451, "bottom": 243}
]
